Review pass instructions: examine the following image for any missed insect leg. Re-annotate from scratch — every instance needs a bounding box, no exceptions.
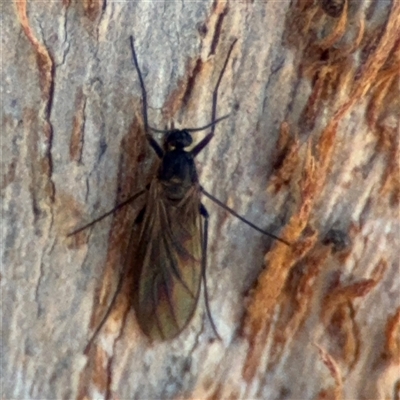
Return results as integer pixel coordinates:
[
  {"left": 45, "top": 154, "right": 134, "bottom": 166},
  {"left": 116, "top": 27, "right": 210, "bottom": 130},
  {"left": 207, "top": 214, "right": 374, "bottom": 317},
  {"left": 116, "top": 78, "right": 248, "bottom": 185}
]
[
  {"left": 129, "top": 36, "right": 164, "bottom": 159},
  {"left": 201, "top": 187, "right": 290, "bottom": 246},
  {"left": 191, "top": 39, "right": 237, "bottom": 157},
  {"left": 84, "top": 206, "right": 146, "bottom": 353},
  {"left": 68, "top": 189, "right": 146, "bottom": 236},
  {"left": 200, "top": 203, "right": 222, "bottom": 340}
]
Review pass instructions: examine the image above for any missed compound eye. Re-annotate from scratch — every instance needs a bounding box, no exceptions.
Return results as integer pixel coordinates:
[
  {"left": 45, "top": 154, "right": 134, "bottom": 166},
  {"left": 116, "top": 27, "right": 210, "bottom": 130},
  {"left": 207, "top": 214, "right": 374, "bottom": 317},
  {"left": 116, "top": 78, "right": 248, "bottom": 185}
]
[{"left": 180, "top": 130, "right": 192, "bottom": 147}]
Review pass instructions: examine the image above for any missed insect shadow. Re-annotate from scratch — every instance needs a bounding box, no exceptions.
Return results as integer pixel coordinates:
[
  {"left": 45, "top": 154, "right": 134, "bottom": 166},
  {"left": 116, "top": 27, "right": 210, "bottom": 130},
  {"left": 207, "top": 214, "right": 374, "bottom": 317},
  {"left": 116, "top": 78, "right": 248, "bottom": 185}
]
[
  {"left": 69, "top": 36, "right": 290, "bottom": 347},
  {"left": 320, "top": 0, "right": 346, "bottom": 18}
]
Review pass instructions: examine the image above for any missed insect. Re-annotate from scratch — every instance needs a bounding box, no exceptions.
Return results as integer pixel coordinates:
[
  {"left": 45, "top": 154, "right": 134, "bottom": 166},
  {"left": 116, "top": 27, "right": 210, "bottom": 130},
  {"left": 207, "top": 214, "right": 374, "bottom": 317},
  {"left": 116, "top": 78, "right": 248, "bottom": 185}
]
[
  {"left": 70, "top": 36, "right": 289, "bottom": 344},
  {"left": 320, "top": 0, "right": 346, "bottom": 18}
]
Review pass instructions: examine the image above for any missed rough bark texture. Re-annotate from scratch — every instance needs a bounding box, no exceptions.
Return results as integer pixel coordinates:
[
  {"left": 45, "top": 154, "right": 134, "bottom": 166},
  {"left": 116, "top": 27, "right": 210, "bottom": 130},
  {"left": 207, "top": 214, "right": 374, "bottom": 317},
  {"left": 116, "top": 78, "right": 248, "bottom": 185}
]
[{"left": 2, "top": 1, "right": 399, "bottom": 399}]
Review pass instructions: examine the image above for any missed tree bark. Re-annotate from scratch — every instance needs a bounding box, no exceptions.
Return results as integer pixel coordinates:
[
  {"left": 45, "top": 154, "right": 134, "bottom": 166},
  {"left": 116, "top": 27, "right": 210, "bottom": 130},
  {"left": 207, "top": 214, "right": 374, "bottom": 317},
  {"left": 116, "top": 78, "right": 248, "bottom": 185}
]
[{"left": 3, "top": 1, "right": 399, "bottom": 399}]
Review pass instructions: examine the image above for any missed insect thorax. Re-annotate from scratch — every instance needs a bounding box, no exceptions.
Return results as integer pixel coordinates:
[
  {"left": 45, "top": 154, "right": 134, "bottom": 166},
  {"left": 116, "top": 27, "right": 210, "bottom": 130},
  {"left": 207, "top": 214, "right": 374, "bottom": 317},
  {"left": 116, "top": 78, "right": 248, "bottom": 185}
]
[{"left": 158, "top": 149, "right": 198, "bottom": 200}]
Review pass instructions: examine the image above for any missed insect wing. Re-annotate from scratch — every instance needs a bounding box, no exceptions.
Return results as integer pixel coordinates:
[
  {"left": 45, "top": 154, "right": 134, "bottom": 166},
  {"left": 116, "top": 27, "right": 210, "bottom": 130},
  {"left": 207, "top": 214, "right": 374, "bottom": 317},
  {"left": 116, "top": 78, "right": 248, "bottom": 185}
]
[{"left": 133, "top": 181, "right": 203, "bottom": 340}]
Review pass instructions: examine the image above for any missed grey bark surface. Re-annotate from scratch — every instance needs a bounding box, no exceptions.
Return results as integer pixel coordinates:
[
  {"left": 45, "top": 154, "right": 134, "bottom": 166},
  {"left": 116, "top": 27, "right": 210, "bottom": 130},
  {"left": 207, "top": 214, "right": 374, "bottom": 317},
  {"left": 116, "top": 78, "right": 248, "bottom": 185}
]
[{"left": 2, "top": 1, "right": 399, "bottom": 399}]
